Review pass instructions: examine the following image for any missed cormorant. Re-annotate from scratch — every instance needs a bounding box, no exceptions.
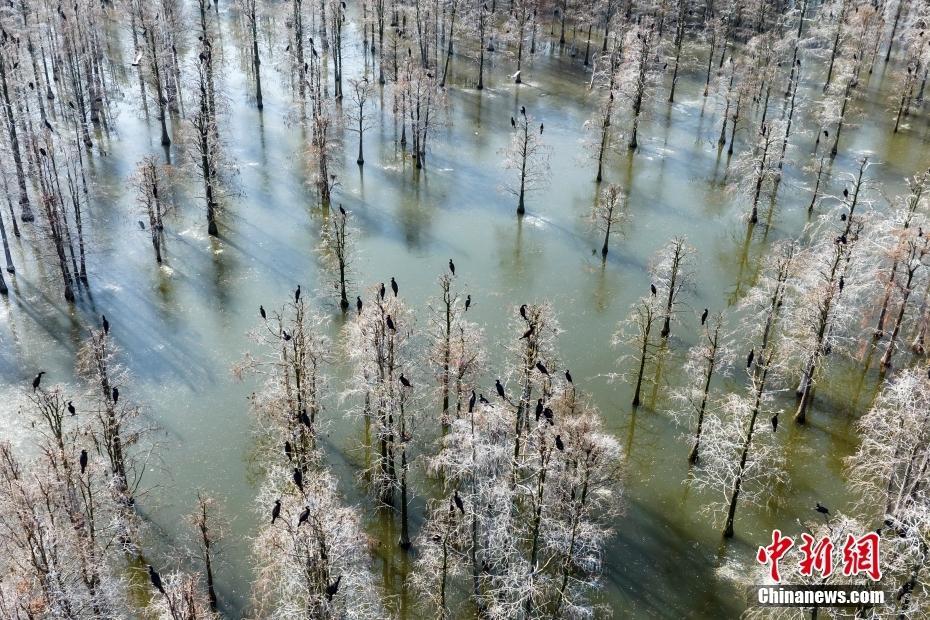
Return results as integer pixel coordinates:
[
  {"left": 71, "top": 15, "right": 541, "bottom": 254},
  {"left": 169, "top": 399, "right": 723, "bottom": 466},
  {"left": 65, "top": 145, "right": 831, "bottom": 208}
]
[
  {"left": 469, "top": 390, "right": 477, "bottom": 412},
  {"left": 495, "top": 379, "right": 505, "bottom": 399},
  {"left": 701, "top": 308, "right": 708, "bottom": 325},
  {"left": 379, "top": 283, "right": 386, "bottom": 299},
  {"left": 391, "top": 277, "right": 398, "bottom": 297},
  {"left": 449, "top": 259, "right": 455, "bottom": 275},
  {"left": 555, "top": 435, "right": 565, "bottom": 451},
  {"left": 386, "top": 315, "right": 396, "bottom": 331},
  {"left": 843, "top": 188, "right": 849, "bottom": 198},
  {"left": 284, "top": 441, "right": 293, "bottom": 461},
  {"left": 79, "top": 449, "right": 88, "bottom": 474},
  {"left": 283, "top": 330, "right": 292, "bottom": 341},
  {"left": 339, "top": 204, "right": 346, "bottom": 216},
  {"left": 102, "top": 314, "right": 110, "bottom": 334},
  {"left": 746, "top": 349, "right": 755, "bottom": 368},
  {"left": 357, "top": 296, "right": 363, "bottom": 316},
  {"left": 271, "top": 499, "right": 281, "bottom": 524},
  {"left": 540, "top": 123, "right": 544, "bottom": 134},
  {"left": 535, "top": 398, "right": 543, "bottom": 421},
  {"left": 479, "top": 393, "right": 490, "bottom": 405},
  {"left": 453, "top": 490, "right": 465, "bottom": 514},
  {"left": 650, "top": 283, "right": 657, "bottom": 296},
  {"left": 295, "top": 285, "right": 301, "bottom": 303},
  {"left": 543, "top": 407, "right": 554, "bottom": 425},
  {"left": 839, "top": 276, "right": 844, "bottom": 291},
  {"left": 148, "top": 565, "right": 165, "bottom": 595},
  {"left": 535, "top": 362, "right": 549, "bottom": 375},
  {"left": 299, "top": 410, "right": 312, "bottom": 428},
  {"left": 564, "top": 369, "right": 573, "bottom": 384},
  {"left": 771, "top": 415, "right": 778, "bottom": 432},
  {"left": 465, "top": 295, "right": 471, "bottom": 311},
  {"left": 520, "top": 325, "right": 535, "bottom": 339},
  {"left": 511, "top": 116, "right": 516, "bottom": 127},
  {"left": 520, "top": 105, "right": 526, "bottom": 116},
  {"left": 112, "top": 387, "right": 119, "bottom": 404},
  {"left": 399, "top": 374, "right": 412, "bottom": 388},
  {"left": 326, "top": 575, "right": 342, "bottom": 600},
  {"left": 293, "top": 468, "right": 304, "bottom": 492},
  {"left": 815, "top": 502, "right": 830, "bottom": 516},
  {"left": 138, "top": 220, "right": 145, "bottom": 230},
  {"left": 298, "top": 506, "right": 311, "bottom": 526},
  {"left": 67, "top": 401, "right": 76, "bottom": 416},
  {"left": 32, "top": 371, "right": 45, "bottom": 392},
  {"left": 520, "top": 304, "right": 528, "bottom": 320},
  {"left": 260, "top": 305, "right": 266, "bottom": 320}
]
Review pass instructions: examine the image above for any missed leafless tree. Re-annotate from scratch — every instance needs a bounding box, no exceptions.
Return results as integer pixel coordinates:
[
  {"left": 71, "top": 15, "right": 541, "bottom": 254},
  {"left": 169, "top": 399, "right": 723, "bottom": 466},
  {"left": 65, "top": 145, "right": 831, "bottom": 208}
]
[{"left": 500, "top": 109, "right": 550, "bottom": 216}]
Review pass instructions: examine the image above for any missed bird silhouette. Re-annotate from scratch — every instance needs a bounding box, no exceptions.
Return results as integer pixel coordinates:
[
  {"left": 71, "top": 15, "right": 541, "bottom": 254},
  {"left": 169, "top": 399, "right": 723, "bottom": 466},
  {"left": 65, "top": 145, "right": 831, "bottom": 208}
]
[
  {"left": 540, "top": 123, "right": 544, "bottom": 134},
  {"left": 520, "top": 325, "right": 535, "bottom": 340},
  {"left": 325, "top": 575, "right": 342, "bottom": 600},
  {"left": 379, "top": 283, "right": 386, "bottom": 299},
  {"left": 771, "top": 415, "right": 778, "bottom": 432},
  {"left": 453, "top": 490, "right": 465, "bottom": 514},
  {"left": 495, "top": 379, "right": 505, "bottom": 399},
  {"left": 102, "top": 314, "right": 109, "bottom": 334},
  {"left": 555, "top": 435, "right": 565, "bottom": 451},
  {"left": 295, "top": 285, "right": 301, "bottom": 303},
  {"left": 299, "top": 410, "right": 312, "bottom": 428},
  {"left": 543, "top": 407, "right": 554, "bottom": 425},
  {"left": 32, "top": 372, "right": 46, "bottom": 392},
  {"left": 399, "top": 374, "right": 412, "bottom": 388},
  {"left": 511, "top": 116, "right": 516, "bottom": 127},
  {"left": 386, "top": 315, "right": 396, "bottom": 332},
  {"left": 284, "top": 441, "right": 293, "bottom": 461},
  {"left": 520, "top": 105, "right": 526, "bottom": 116},
  {"left": 564, "top": 369, "right": 573, "bottom": 384},
  {"left": 815, "top": 502, "right": 830, "bottom": 516},
  {"left": 357, "top": 296, "right": 363, "bottom": 316},
  {"left": 260, "top": 305, "right": 266, "bottom": 320},
  {"left": 112, "top": 387, "right": 119, "bottom": 404},
  {"left": 298, "top": 506, "right": 311, "bottom": 526},
  {"left": 339, "top": 204, "right": 346, "bottom": 216},
  {"left": 138, "top": 220, "right": 145, "bottom": 230},
  {"left": 839, "top": 276, "right": 845, "bottom": 291},
  {"left": 535, "top": 399, "right": 543, "bottom": 421},
  {"left": 650, "top": 283, "right": 657, "bottom": 296},
  {"left": 469, "top": 390, "right": 477, "bottom": 412},
  {"left": 746, "top": 349, "right": 755, "bottom": 368},
  {"left": 293, "top": 468, "right": 304, "bottom": 493},
  {"left": 465, "top": 294, "right": 471, "bottom": 311},
  {"left": 391, "top": 277, "right": 399, "bottom": 296},
  {"left": 520, "top": 304, "right": 528, "bottom": 320},
  {"left": 79, "top": 449, "right": 88, "bottom": 474},
  {"left": 67, "top": 401, "right": 76, "bottom": 416},
  {"left": 843, "top": 188, "right": 849, "bottom": 198},
  {"left": 271, "top": 499, "right": 281, "bottom": 524},
  {"left": 282, "top": 330, "right": 292, "bottom": 341},
  {"left": 148, "top": 565, "right": 165, "bottom": 595},
  {"left": 479, "top": 393, "right": 490, "bottom": 405},
  {"left": 535, "top": 362, "right": 549, "bottom": 375},
  {"left": 701, "top": 308, "right": 708, "bottom": 325},
  {"left": 449, "top": 259, "right": 455, "bottom": 275}
]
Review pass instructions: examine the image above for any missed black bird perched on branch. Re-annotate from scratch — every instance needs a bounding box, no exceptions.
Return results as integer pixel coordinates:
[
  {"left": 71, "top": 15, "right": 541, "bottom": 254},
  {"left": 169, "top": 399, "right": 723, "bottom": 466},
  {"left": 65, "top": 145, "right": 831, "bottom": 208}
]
[
  {"left": 148, "top": 565, "right": 165, "bottom": 595},
  {"left": 298, "top": 506, "right": 311, "bottom": 526},
  {"left": 519, "top": 304, "right": 528, "bottom": 320},
  {"left": 68, "top": 401, "right": 76, "bottom": 416},
  {"left": 815, "top": 502, "right": 830, "bottom": 516},
  {"left": 520, "top": 105, "right": 526, "bottom": 116},
  {"left": 299, "top": 410, "right": 312, "bottom": 428},
  {"left": 294, "top": 285, "right": 301, "bottom": 303},
  {"left": 843, "top": 188, "right": 849, "bottom": 198},
  {"left": 112, "top": 387, "right": 119, "bottom": 404},
  {"left": 495, "top": 379, "right": 505, "bottom": 399},
  {"left": 543, "top": 407, "right": 554, "bottom": 425},
  {"left": 839, "top": 276, "right": 845, "bottom": 292},
  {"left": 469, "top": 390, "right": 477, "bottom": 412},
  {"left": 449, "top": 259, "right": 455, "bottom": 275},
  {"left": 391, "top": 277, "right": 399, "bottom": 297},
  {"left": 271, "top": 499, "right": 281, "bottom": 524},
  {"left": 535, "top": 361, "right": 549, "bottom": 375},
  {"left": 650, "top": 283, "right": 657, "bottom": 296},
  {"left": 284, "top": 441, "right": 293, "bottom": 461},
  {"left": 540, "top": 123, "right": 544, "bottom": 134},
  {"left": 701, "top": 308, "right": 708, "bottom": 325},
  {"left": 138, "top": 220, "right": 145, "bottom": 230},
  {"left": 535, "top": 399, "right": 543, "bottom": 421},
  {"left": 282, "top": 330, "right": 292, "bottom": 341},
  {"left": 479, "top": 393, "right": 490, "bottom": 405},
  {"left": 771, "top": 415, "right": 778, "bottom": 432},
  {"left": 564, "top": 369, "right": 573, "bottom": 384},
  {"left": 520, "top": 325, "right": 535, "bottom": 340},
  {"left": 555, "top": 435, "right": 565, "bottom": 451},
  {"left": 339, "top": 204, "right": 346, "bottom": 216},
  {"left": 293, "top": 468, "right": 304, "bottom": 493},
  {"left": 32, "top": 372, "right": 46, "bottom": 392},
  {"left": 356, "top": 296, "right": 363, "bottom": 316},
  {"left": 386, "top": 315, "right": 396, "bottom": 332},
  {"left": 465, "top": 294, "right": 471, "bottom": 311},
  {"left": 102, "top": 314, "right": 109, "bottom": 334},
  {"left": 453, "top": 490, "right": 465, "bottom": 514},
  {"left": 79, "top": 449, "right": 88, "bottom": 474},
  {"left": 260, "top": 305, "right": 266, "bottom": 320},
  {"left": 746, "top": 349, "right": 755, "bottom": 369},
  {"left": 399, "top": 374, "right": 412, "bottom": 388},
  {"left": 511, "top": 116, "right": 516, "bottom": 127},
  {"left": 326, "top": 575, "right": 342, "bottom": 600},
  {"left": 379, "top": 283, "right": 386, "bottom": 299}
]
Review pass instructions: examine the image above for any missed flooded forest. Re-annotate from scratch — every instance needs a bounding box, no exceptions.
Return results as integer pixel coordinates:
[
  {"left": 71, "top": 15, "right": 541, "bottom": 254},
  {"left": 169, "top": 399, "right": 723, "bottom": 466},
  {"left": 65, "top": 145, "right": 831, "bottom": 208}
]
[{"left": 2, "top": 0, "right": 930, "bottom": 617}]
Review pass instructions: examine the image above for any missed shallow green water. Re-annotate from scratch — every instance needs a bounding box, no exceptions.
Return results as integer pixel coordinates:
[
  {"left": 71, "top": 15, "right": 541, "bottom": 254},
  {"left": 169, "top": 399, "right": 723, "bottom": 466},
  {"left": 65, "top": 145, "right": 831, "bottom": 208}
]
[{"left": 0, "top": 5, "right": 926, "bottom": 618}]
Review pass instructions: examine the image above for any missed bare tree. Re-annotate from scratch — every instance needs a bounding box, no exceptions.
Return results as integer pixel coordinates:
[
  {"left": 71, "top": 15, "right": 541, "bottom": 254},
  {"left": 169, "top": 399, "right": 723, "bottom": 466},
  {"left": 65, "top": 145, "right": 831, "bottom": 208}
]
[
  {"left": 318, "top": 206, "right": 356, "bottom": 312},
  {"left": 651, "top": 236, "right": 695, "bottom": 339},
  {"left": 593, "top": 183, "right": 626, "bottom": 256},
  {"left": 500, "top": 109, "right": 550, "bottom": 216},
  {"left": 346, "top": 76, "right": 375, "bottom": 165}
]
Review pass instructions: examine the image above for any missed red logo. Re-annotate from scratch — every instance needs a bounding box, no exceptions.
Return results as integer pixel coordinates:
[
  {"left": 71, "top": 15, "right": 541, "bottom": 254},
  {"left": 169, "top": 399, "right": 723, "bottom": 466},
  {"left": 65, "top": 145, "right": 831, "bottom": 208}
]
[{"left": 757, "top": 530, "right": 882, "bottom": 582}]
